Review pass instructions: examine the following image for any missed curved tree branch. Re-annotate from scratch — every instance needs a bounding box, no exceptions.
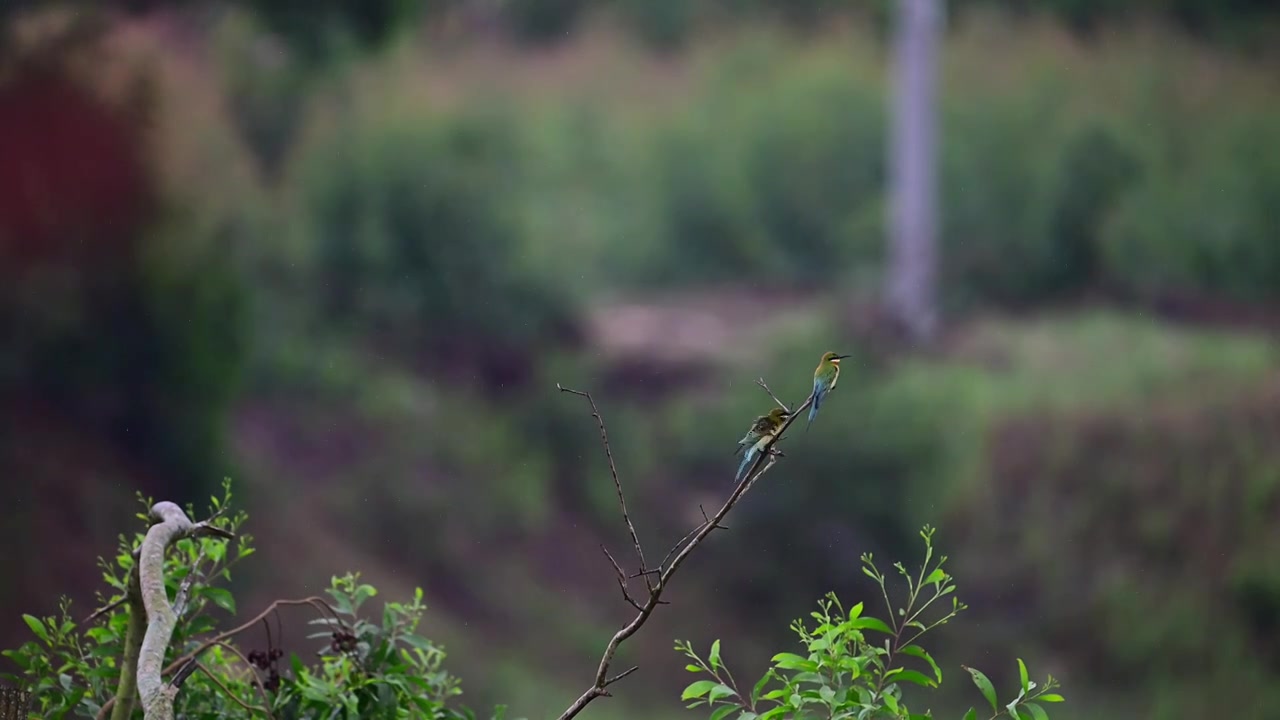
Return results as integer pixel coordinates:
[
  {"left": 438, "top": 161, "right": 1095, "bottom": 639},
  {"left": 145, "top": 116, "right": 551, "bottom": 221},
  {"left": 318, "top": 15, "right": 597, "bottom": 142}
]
[{"left": 134, "top": 501, "right": 234, "bottom": 720}]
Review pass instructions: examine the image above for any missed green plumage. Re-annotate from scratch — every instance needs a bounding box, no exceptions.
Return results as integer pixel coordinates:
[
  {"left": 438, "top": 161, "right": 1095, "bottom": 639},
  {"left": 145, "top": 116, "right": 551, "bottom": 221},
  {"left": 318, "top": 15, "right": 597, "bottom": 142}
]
[{"left": 807, "top": 351, "right": 849, "bottom": 429}]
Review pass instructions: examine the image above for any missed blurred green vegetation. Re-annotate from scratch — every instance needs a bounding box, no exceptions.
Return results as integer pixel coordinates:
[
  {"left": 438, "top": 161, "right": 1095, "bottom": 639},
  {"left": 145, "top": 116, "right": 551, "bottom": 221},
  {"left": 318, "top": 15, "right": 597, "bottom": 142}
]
[
  {"left": 225, "top": 11, "right": 1280, "bottom": 311},
  {"left": 3, "top": 2, "right": 1280, "bottom": 719}
]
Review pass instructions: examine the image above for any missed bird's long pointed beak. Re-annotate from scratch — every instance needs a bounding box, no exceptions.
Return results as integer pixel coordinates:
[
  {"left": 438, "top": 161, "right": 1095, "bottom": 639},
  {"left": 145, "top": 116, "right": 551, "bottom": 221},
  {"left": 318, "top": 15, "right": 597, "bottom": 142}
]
[{"left": 835, "top": 354, "right": 851, "bottom": 360}]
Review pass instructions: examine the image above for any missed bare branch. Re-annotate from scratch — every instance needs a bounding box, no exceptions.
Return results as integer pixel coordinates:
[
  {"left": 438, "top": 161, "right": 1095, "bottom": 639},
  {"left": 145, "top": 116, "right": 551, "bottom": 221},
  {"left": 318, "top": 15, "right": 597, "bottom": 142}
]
[
  {"left": 600, "top": 545, "right": 644, "bottom": 612},
  {"left": 699, "top": 504, "right": 728, "bottom": 531},
  {"left": 84, "top": 595, "right": 127, "bottom": 625},
  {"left": 172, "top": 544, "right": 209, "bottom": 619},
  {"left": 559, "top": 384, "right": 653, "bottom": 593},
  {"left": 756, "top": 378, "right": 792, "bottom": 413},
  {"left": 169, "top": 660, "right": 200, "bottom": 689},
  {"left": 555, "top": 384, "right": 816, "bottom": 720},
  {"left": 604, "top": 666, "right": 639, "bottom": 686},
  {"left": 658, "top": 523, "right": 704, "bottom": 572}
]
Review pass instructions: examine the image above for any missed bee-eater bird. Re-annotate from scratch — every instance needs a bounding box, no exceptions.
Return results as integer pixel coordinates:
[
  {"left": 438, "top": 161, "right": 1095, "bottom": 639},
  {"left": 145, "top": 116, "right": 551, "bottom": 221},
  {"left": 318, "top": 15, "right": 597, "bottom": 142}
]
[
  {"left": 734, "top": 407, "right": 790, "bottom": 482},
  {"left": 807, "top": 351, "right": 850, "bottom": 430}
]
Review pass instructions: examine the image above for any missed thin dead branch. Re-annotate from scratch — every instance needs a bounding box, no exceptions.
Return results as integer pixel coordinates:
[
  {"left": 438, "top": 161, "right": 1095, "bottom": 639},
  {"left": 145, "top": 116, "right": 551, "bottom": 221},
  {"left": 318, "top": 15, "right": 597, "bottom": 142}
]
[
  {"left": 558, "top": 385, "right": 654, "bottom": 593},
  {"left": 84, "top": 595, "right": 127, "bottom": 625},
  {"left": 755, "top": 378, "right": 792, "bottom": 414},
  {"left": 172, "top": 543, "right": 209, "bottom": 619},
  {"left": 555, "top": 381, "right": 815, "bottom": 720}
]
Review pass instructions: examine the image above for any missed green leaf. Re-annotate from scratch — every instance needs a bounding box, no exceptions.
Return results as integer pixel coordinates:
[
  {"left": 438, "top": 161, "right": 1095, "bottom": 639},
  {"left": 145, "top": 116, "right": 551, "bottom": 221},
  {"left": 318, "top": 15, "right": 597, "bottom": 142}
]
[
  {"left": 899, "top": 644, "right": 942, "bottom": 684},
  {"left": 1039, "top": 694, "right": 1065, "bottom": 703},
  {"left": 924, "top": 568, "right": 947, "bottom": 586},
  {"left": 1024, "top": 703, "right": 1049, "bottom": 720},
  {"left": 883, "top": 693, "right": 899, "bottom": 713},
  {"left": 22, "top": 615, "right": 49, "bottom": 643},
  {"left": 709, "top": 707, "right": 737, "bottom": 720},
  {"left": 848, "top": 602, "right": 864, "bottom": 619},
  {"left": 963, "top": 709, "right": 977, "bottom": 720},
  {"left": 1017, "top": 658, "right": 1029, "bottom": 694},
  {"left": 848, "top": 617, "right": 894, "bottom": 635},
  {"left": 818, "top": 686, "right": 835, "bottom": 703},
  {"left": 682, "top": 681, "right": 718, "bottom": 701},
  {"left": 883, "top": 669, "right": 937, "bottom": 688},
  {"left": 771, "top": 653, "right": 817, "bottom": 671},
  {"left": 202, "top": 587, "right": 236, "bottom": 614},
  {"left": 686, "top": 664, "right": 703, "bottom": 673},
  {"left": 206, "top": 540, "right": 226, "bottom": 563},
  {"left": 964, "top": 666, "right": 998, "bottom": 713},
  {"left": 751, "top": 672, "right": 772, "bottom": 703},
  {"left": 708, "top": 684, "right": 736, "bottom": 704},
  {"left": 710, "top": 639, "right": 722, "bottom": 671}
]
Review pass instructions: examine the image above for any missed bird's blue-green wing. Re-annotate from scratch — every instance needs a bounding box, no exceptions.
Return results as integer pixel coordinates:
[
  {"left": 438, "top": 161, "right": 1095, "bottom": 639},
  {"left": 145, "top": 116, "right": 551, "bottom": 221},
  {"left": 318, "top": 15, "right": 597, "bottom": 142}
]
[{"left": 735, "top": 446, "right": 757, "bottom": 481}]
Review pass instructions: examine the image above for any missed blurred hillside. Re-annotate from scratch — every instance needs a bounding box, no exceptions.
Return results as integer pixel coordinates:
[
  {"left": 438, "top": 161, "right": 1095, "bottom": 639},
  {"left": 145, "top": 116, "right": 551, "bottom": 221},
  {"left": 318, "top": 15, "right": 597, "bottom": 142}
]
[{"left": 2, "top": 1, "right": 1280, "bottom": 718}]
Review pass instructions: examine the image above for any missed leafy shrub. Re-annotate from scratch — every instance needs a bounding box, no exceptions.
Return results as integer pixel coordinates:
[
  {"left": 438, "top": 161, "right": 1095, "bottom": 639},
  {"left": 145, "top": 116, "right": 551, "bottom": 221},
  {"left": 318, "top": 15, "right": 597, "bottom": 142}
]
[
  {"left": 938, "top": 87, "right": 1063, "bottom": 306},
  {"left": 953, "top": 382, "right": 1280, "bottom": 718},
  {"left": 1, "top": 482, "right": 503, "bottom": 720},
  {"left": 1100, "top": 111, "right": 1280, "bottom": 302},
  {"left": 1042, "top": 122, "right": 1143, "bottom": 296},
  {"left": 638, "top": 41, "right": 887, "bottom": 286},
  {"left": 288, "top": 102, "right": 578, "bottom": 386},
  {"left": 676, "top": 526, "right": 1066, "bottom": 720}
]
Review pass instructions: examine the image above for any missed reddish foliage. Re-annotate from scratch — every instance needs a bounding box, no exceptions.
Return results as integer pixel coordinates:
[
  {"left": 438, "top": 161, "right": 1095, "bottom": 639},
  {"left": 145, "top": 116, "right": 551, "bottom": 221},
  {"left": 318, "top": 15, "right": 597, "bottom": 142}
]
[{"left": 0, "top": 66, "right": 152, "bottom": 270}]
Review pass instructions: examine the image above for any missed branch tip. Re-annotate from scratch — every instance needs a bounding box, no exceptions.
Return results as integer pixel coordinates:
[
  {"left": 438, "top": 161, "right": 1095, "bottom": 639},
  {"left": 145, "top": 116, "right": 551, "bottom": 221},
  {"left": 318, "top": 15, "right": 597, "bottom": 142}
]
[{"left": 605, "top": 666, "right": 640, "bottom": 686}]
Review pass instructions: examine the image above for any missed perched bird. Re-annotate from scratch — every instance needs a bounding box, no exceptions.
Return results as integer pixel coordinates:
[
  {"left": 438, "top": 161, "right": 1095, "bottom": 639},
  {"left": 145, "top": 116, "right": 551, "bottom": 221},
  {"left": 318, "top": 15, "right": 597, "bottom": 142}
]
[
  {"left": 807, "top": 351, "right": 850, "bottom": 430},
  {"left": 734, "top": 407, "right": 790, "bottom": 482}
]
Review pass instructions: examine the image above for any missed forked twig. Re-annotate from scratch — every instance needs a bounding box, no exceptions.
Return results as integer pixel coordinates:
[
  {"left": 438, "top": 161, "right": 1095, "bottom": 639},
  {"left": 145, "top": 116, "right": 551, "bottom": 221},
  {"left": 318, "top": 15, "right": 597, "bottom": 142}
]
[
  {"left": 756, "top": 378, "right": 792, "bottom": 414},
  {"left": 559, "top": 384, "right": 654, "bottom": 593},
  {"left": 555, "top": 381, "right": 816, "bottom": 720}
]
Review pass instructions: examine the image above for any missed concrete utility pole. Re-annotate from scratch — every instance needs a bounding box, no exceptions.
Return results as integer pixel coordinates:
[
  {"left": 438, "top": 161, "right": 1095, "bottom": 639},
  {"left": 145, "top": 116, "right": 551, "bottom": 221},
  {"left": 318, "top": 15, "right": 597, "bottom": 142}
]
[{"left": 885, "top": 0, "right": 943, "bottom": 344}]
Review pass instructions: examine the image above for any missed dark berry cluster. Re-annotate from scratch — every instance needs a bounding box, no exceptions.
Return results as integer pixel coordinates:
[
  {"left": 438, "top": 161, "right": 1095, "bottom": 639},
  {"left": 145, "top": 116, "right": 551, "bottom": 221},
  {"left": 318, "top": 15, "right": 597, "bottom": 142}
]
[
  {"left": 247, "top": 647, "right": 285, "bottom": 692},
  {"left": 330, "top": 630, "right": 359, "bottom": 654},
  {"left": 247, "top": 647, "right": 283, "bottom": 669}
]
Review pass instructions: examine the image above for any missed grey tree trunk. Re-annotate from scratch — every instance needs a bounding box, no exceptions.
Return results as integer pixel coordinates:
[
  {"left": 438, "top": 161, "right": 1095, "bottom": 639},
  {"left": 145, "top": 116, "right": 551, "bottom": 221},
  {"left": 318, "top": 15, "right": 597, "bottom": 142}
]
[{"left": 885, "top": 0, "right": 943, "bottom": 343}]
